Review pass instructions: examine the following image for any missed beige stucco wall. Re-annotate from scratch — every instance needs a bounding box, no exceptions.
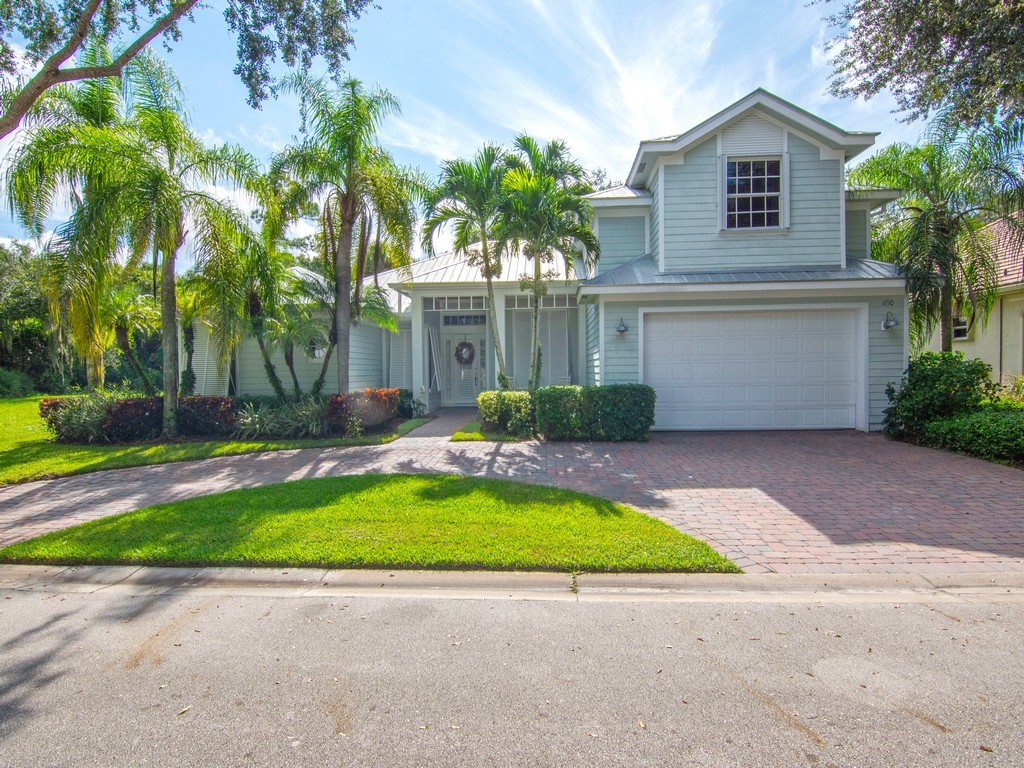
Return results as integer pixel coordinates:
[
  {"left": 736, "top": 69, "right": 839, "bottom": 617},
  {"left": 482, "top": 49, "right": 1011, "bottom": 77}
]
[{"left": 925, "top": 287, "right": 1024, "bottom": 384}]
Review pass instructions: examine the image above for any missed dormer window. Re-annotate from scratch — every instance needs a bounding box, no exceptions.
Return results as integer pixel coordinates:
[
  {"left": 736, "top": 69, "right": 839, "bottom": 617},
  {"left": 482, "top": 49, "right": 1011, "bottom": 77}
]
[{"left": 726, "top": 158, "right": 781, "bottom": 229}]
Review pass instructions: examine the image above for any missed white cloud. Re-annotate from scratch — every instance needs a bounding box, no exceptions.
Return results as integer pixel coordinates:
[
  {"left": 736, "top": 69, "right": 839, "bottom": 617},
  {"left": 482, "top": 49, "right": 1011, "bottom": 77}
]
[{"left": 381, "top": 96, "right": 488, "bottom": 166}]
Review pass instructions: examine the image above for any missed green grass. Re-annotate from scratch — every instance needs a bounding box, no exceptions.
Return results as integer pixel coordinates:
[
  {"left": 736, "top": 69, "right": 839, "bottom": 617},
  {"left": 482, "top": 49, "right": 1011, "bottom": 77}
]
[
  {"left": 0, "top": 396, "right": 429, "bottom": 486},
  {"left": 450, "top": 418, "right": 531, "bottom": 442},
  {"left": 0, "top": 473, "right": 738, "bottom": 573}
]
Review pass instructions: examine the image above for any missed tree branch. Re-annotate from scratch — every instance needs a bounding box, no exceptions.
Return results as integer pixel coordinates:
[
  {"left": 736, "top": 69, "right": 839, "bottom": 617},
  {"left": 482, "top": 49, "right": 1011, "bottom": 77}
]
[{"left": 0, "top": 0, "right": 199, "bottom": 141}]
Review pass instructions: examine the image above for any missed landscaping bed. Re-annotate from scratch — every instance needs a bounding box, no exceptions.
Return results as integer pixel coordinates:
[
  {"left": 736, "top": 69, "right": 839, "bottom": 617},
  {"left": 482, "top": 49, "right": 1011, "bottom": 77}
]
[
  {"left": 0, "top": 395, "right": 428, "bottom": 485},
  {"left": 0, "top": 473, "right": 739, "bottom": 573}
]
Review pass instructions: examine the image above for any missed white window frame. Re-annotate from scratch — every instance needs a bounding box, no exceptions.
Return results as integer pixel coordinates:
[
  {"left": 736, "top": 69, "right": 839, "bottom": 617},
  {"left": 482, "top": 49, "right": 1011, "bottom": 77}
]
[
  {"left": 952, "top": 316, "right": 970, "bottom": 341},
  {"left": 719, "top": 153, "right": 790, "bottom": 232}
]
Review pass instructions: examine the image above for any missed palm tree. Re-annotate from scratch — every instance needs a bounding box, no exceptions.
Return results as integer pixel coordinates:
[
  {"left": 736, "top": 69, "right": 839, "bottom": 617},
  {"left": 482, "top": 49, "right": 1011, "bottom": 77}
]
[
  {"left": 104, "top": 283, "right": 160, "bottom": 395},
  {"left": 6, "top": 40, "right": 125, "bottom": 389},
  {"left": 423, "top": 144, "right": 512, "bottom": 387},
  {"left": 265, "top": 301, "right": 326, "bottom": 400},
  {"left": 849, "top": 114, "right": 1024, "bottom": 350},
  {"left": 8, "top": 52, "right": 270, "bottom": 434},
  {"left": 272, "top": 74, "right": 415, "bottom": 394},
  {"left": 176, "top": 281, "right": 205, "bottom": 396},
  {"left": 498, "top": 135, "right": 600, "bottom": 390}
]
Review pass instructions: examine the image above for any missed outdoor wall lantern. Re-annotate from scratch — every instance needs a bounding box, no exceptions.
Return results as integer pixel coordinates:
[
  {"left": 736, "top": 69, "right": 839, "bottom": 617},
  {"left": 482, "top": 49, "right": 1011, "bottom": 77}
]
[
  {"left": 616, "top": 318, "right": 629, "bottom": 335},
  {"left": 881, "top": 311, "right": 900, "bottom": 331}
]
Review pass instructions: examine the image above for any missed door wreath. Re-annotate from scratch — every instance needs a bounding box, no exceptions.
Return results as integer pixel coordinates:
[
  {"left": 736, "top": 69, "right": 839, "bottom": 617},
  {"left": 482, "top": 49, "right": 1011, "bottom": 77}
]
[{"left": 454, "top": 341, "right": 475, "bottom": 366}]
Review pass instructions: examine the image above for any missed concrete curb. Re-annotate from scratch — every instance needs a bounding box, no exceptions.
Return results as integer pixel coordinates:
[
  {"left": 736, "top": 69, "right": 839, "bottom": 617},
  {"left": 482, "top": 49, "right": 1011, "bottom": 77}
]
[{"left": 2, "top": 563, "right": 1023, "bottom": 602}]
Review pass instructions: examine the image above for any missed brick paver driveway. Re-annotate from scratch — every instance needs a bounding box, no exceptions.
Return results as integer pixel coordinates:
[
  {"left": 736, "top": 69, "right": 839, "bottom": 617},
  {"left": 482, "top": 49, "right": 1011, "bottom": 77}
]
[{"left": 1, "top": 428, "right": 1022, "bottom": 575}]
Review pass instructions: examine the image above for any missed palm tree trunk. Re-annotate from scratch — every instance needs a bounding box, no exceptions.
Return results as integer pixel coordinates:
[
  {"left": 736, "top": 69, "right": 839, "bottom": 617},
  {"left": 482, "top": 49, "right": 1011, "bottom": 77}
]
[
  {"left": 335, "top": 217, "right": 354, "bottom": 395},
  {"left": 254, "top": 332, "right": 288, "bottom": 401},
  {"left": 311, "top": 341, "right": 335, "bottom": 399},
  {"left": 116, "top": 324, "right": 155, "bottom": 396},
  {"left": 353, "top": 215, "right": 370, "bottom": 321},
  {"left": 161, "top": 245, "right": 178, "bottom": 437},
  {"left": 180, "top": 322, "right": 196, "bottom": 396},
  {"left": 939, "top": 283, "right": 954, "bottom": 352},
  {"left": 477, "top": 232, "right": 509, "bottom": 387},
  {"left": 528, "top": 255, "right": 542, "bottom": 391},
  {"left": 284, "top": 343, "right": 302, "bottom": 400},
  {"left": 86, "top": 351, "right": 104, "bottom": 390}
]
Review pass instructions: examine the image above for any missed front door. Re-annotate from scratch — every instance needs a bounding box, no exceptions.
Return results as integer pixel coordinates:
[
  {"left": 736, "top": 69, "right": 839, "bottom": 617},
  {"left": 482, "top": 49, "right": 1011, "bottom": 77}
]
[{"left": 443, "top": 325, "right": 487, "bottom": 406}]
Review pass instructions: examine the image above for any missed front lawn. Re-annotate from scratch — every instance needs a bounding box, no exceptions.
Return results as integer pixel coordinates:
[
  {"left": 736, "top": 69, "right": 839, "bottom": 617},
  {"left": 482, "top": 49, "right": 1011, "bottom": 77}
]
[
  {"left": 0, "top": 473, "right": 738, "bottom": 573},
  {"left": 0, "top": 396, "right": 428, "bottom": 486}
]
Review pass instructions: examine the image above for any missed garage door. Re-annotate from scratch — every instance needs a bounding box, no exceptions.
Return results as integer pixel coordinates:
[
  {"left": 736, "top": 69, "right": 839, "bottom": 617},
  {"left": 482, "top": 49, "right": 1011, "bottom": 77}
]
[{"left": 643, "top": 310, "right": 859, "bottom": 430}]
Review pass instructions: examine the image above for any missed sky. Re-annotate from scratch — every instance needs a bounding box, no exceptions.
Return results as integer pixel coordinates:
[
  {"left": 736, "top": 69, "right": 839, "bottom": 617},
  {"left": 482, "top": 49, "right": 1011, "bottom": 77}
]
[{"left": 0, "top": 0, "right": 925, "bottom": 264}]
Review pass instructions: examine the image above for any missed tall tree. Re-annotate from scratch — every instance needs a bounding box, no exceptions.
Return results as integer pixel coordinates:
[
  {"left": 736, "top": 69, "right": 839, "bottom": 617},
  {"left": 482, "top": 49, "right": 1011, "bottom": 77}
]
[
  {"left": 423, "top": 145, "right": 513, "bottom": 388},
  {"left": 849, "top": 114, "right": 1024, "bottom": 350},
  {"left": 5, "top": 40, "right": 125, "bottom": 388},
  {"left": 0, "top": 0, "right": 373, "bottom": 140},
  {"left": 498, "top": 135, "right": 600, "bottom": 391},
  {"left": 8, "top": 51, "right": 269, "bottom": 433},
  {"left": 272, "top": 74, "right": 414, "bottom": 395},
  {"left": 104, "top": 282, "right": 159, "bottom": 395},
  {"left": 822, "top": 0, "right": 1024, "bottom": 125}
]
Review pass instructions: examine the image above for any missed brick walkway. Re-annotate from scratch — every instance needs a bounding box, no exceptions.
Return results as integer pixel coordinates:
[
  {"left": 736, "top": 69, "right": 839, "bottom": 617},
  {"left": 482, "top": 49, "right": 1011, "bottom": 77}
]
[{"left": 1, "top": 430, "right": 1023, "bottom": 575}]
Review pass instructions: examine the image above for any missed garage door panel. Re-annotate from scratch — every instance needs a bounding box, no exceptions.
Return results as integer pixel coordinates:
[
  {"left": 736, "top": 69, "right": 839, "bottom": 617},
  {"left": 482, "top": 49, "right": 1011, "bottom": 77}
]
[{"left": 644, "top": 310, "right": 859, "bottom": 430}]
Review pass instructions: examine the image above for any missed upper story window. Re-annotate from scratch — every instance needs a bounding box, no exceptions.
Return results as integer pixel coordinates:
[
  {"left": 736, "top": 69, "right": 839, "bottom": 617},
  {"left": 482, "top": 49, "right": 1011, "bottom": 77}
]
[{"left": 726, "top": 158, "right": 782, "bottom": 229}]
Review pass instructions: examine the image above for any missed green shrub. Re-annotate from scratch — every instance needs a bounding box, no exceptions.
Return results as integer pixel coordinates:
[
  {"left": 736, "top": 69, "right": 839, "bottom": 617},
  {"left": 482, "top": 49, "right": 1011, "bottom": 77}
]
[
  {"left": 42, "top": 392, "right": 111, "bottom": 443},
  {"left": 397, "top": 388, "right": 426, "bottom": 418},
  {"left": 922, "top": 406, "right": 1024, "bottom": 463},
  {"left": 0, "top": 367, "right": 35, "bottom": 398},
  {"left": 883, "top": 352, "right": 996, "bottom": 439},
  {"left": 534, "top": 384, "right": 657, "bottom": 442},
  {"left": 233, "top": 397, "right": 329, "bottom": 440},
  {"left": 533, "top": 386, "right": 583, "bottom": 440},
  {"left": 477, "top": 390, "right": 534, "bottom": 437}
]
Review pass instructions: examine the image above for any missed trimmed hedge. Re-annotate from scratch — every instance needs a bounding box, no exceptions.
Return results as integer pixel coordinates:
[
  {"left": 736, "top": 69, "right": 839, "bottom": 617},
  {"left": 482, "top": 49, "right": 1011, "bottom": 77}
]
[
  {"left": 106, "top": 397, "right": 163, "bottom": 442},
  {"left": 884, "top": 352, "right": 995, "bottom": 439},
  {"left": 326, "top": 388, "right": 401, "bottom": 434},
  {"left": 477, "top": 390, "right": 534, "bottom": 438},
  {"left": 534, "top": 384, "right": 657, "bottom": 442},
  {"left": 922, "top": 405, "right": 1024, "bottom": 464},
  {"left": 178, "top": 396, "right": 236, "bottom": 437}
]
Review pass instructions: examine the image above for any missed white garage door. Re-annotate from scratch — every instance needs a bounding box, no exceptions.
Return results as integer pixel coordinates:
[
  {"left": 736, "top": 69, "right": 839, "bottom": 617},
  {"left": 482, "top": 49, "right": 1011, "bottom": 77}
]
[{"left": 643, "top": 310, "right": 859, "bottom": 430}]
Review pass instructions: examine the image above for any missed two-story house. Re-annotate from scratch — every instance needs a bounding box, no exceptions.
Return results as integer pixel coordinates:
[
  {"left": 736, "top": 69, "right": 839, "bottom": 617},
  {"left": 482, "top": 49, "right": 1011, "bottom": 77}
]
[{"left": 187, "top": 89, "right": 908, "bottom": 431}]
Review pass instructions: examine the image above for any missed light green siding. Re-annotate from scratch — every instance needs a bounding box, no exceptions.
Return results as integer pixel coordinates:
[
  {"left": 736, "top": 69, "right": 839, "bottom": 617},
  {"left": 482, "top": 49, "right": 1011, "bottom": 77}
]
[
  {"left": 600, "top": 294, "right": 906, "bottom": 431},
  {"left": 661, "top": 135, "right": 843, "bottom": 271},
  {"left": 234, "top": 321, "right": 385, "bottom": 396},
  {"left": 584, "top": 303, "right": 600, "bottom": 385},
  {"left": 846, "top": 208, "right": 868, "bottom": 261},
  {"left": 649, "top": 173, "right": 660, "bottom": 264},
  {"left": 595, "top": 215, "right": 645, "bottom": 272}
]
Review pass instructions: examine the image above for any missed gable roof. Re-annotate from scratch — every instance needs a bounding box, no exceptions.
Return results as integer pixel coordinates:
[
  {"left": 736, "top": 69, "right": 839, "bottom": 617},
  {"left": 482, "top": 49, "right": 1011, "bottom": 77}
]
[{"left": 627, "top": 88, "right": 878, "bottom": 188}]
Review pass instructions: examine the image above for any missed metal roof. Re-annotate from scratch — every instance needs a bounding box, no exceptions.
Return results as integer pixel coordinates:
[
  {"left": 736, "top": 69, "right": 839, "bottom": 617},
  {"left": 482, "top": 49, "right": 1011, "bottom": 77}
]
[
  {"left": 586, "top": 185, "right": 653, "bottom": 201},
  {"left": 380, "top": 248, "right": 574, "bottom": 295},
  {"left": 582, "top": 254, "right": 902, "bottom": 288}
]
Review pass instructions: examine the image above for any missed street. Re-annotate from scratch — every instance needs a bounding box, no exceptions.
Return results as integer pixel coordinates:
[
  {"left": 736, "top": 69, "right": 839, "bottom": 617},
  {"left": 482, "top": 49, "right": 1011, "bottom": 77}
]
[{"left": 1, "top": 568, "right": 1022, "bottom": 767}]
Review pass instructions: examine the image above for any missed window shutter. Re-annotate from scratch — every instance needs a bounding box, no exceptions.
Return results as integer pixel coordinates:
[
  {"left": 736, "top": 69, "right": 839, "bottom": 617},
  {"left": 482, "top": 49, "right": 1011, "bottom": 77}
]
[{"left": 719, "top": 154, "right": 727, "bottom": 231}]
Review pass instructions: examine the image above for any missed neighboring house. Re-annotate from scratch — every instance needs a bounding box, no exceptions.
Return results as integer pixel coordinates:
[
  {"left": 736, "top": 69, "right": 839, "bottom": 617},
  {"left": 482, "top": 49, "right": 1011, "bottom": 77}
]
[
  {"left": 189, "top": 89, "right": 909, "bottom": 431},
  {"left": 925, "top": 218, "right": 1024, "bottom": 384}
]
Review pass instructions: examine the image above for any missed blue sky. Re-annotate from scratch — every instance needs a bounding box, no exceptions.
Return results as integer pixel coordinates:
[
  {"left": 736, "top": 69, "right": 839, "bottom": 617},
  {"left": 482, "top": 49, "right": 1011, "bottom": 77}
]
[{"left": 1, "top": 0, "right": 924, "bottom": 259}]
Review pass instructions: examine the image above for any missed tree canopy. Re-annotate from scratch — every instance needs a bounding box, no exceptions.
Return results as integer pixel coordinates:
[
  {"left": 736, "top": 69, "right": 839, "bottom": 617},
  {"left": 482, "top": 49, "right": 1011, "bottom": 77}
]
[
  {"left": 823, "top": 0, "right": 1024, "bottom": 125},
  {"left": 0, "top": 0, "right": 374, "bottom": 140}
]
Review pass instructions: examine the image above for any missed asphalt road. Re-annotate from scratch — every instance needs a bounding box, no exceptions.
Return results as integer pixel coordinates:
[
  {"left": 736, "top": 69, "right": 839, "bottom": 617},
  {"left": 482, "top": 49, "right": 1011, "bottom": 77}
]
[{"left": 1, "top": 570, "right": 1022, "bottom": 767}]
